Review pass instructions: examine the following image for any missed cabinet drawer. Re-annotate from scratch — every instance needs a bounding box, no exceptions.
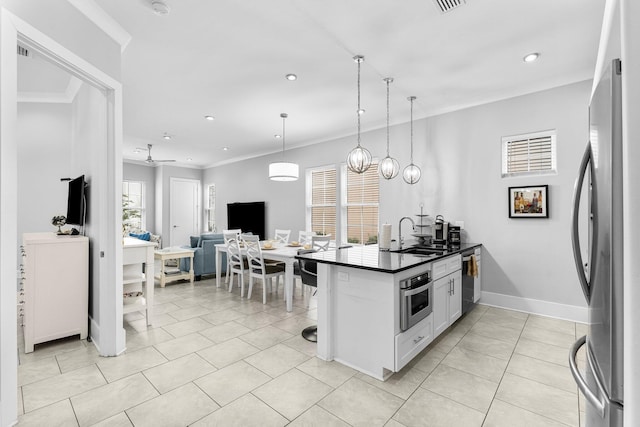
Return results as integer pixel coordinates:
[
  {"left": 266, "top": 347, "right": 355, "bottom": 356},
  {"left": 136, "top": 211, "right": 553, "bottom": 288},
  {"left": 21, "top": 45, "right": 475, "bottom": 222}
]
[
  {"left": 432, "top": 254, "right": 461, "bottom": 280},
  {"left": 395, "top": 314, "right": 433, "bottom": 371},
  {"left": 123, "top": 246, "right": 149, "bottom": 264}
]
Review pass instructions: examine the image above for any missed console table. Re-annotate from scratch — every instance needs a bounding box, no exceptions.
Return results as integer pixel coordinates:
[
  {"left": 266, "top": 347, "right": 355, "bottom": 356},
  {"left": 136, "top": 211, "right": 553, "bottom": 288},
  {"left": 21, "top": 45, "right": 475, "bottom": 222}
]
[
  {"left": 154, "top": 247, "right": 195, "bottom": 287},
  {"left": 122, "top": 237, "right": 155, "bottom": 325}
]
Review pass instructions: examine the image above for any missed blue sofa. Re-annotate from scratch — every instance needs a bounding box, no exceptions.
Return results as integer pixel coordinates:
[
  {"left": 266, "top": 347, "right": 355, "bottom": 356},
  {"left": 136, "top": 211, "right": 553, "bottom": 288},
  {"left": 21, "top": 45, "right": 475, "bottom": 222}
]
[{"left": 180, "top": 233, "right": 227, "bottom": 280}]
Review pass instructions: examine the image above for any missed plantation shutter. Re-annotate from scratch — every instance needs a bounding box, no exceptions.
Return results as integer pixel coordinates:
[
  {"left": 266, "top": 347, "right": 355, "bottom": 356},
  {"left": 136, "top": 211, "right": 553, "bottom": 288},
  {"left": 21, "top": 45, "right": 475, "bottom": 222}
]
[
  {"left": 345, "top": 163, "right": 379, "bottom": 245},
  {"left": 310, "top": 168, "right": 336, "bottom": 237},
  {"left": 502, "top": 131, "right": 556, "bottom": 176}
]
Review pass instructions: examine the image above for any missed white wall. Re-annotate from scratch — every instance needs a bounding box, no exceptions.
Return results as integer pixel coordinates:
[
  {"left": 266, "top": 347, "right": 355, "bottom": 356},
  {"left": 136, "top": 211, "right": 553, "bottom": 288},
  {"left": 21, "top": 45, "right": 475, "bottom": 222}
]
[
  {"left": 123, "top": 161, "right": 156, "bottom": 233},
  {"left": 71, "top": 83, "right": 109, "bottom": 339},
  {"left": 204, "top": 80, "right": 591, "bottom": 320},
  {"left": 454, "top": 81, "right": 591, "bottom": 311},
  {"left": 17, "top": 103, "right": 72, "bottom": 239}
]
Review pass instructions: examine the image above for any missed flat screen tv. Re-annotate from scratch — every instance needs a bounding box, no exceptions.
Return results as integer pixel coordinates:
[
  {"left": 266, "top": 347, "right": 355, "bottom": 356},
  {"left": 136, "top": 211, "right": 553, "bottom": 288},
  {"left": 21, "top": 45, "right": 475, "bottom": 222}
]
[
  {"left": 66, "top": 175, "right": 86, "bottom": 226},
  {"left": 227, "top": 201, "right": 265, "bottom": 240}
]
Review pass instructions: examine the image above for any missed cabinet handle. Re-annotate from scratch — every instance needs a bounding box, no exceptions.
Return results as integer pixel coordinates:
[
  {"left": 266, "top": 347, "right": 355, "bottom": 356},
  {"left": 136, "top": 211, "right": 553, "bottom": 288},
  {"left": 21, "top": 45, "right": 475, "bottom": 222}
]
[{"left": 413, "top": 336, "right": 425, "bottom": 344}]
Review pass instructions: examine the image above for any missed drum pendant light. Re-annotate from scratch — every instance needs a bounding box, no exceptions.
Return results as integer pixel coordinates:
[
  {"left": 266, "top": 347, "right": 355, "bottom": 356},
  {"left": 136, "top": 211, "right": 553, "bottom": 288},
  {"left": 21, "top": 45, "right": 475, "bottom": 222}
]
[
  {"left": 403, "top": 96, "right": 421, "bottom": 184},
  {"left": 379, "top": 77, "right": 400, "bottom": 179},
  {"left": 346, "top": 55, "right": 372, "bottom": 174},
  {"left": 269, "top": 113, "right": 299, "bottom": 181}
]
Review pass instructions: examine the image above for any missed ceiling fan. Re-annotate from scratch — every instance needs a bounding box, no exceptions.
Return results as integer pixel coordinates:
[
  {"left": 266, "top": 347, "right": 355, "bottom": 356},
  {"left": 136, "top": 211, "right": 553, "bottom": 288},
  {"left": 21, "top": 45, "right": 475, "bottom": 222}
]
[{"left": 138, "top": 144, "right": 176, "bottom": 164}]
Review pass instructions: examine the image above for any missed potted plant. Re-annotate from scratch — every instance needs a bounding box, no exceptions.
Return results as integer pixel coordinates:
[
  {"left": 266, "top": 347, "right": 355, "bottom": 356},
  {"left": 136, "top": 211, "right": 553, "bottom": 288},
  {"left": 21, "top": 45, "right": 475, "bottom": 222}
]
[
  {"left": 51, "top": 215, "right": 66, "bottom": 234},
  {"left": 122, "top": 194, "right": 141, "bottom": 237}
]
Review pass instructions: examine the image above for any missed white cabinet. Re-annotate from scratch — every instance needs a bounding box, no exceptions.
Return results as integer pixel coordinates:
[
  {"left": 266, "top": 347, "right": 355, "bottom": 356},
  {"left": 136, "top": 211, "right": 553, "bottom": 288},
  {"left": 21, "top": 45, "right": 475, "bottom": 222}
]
[
  {"left": 22, "top": 233, "right": 88, "bottom": 353},
  {"left": 395, "top": 313, "right": 433, "bottom": 371},
  {"left": 432, "top": 254, "right": 462, "bottom": 337},
  {"left": 123, "top": 237, "right": 155, "bottom": 325}
]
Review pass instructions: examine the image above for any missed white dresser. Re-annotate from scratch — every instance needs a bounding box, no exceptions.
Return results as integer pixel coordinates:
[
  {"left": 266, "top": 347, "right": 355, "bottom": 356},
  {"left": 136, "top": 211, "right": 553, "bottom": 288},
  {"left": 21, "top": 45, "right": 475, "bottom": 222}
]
[{"left": 21, "top": 232, "right": 88, "bottom": 353}]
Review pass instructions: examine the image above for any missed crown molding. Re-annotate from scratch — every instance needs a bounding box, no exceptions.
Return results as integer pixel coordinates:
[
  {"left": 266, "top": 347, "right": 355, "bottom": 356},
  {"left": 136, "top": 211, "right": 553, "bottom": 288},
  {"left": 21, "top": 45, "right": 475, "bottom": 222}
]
[{"left": 66, "top": 0, "right": 132, "bottom": 52}]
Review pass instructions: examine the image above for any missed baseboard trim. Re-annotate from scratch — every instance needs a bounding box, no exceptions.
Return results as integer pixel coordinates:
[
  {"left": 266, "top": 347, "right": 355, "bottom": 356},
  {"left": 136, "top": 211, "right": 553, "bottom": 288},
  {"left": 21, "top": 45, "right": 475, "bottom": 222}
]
[
  {"left": 89, "top": 316, "right": 101, "bottom": 354},
  {"left": 480, "top": 291, "right": 588, "bottom": 323}
]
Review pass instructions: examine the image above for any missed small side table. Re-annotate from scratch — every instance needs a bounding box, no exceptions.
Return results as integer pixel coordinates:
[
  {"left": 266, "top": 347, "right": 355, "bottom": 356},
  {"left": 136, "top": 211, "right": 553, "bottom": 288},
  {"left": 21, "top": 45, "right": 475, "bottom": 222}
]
[{"left": 154, "top": 248, "right": 195, "bottom": 288}]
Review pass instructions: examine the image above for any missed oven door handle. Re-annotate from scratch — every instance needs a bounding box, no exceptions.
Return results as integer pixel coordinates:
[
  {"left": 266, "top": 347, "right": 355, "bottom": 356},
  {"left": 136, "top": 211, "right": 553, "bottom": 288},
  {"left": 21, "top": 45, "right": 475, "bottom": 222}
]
[{"left": 401, "top": 282, "right": 432, "bottom": 297}]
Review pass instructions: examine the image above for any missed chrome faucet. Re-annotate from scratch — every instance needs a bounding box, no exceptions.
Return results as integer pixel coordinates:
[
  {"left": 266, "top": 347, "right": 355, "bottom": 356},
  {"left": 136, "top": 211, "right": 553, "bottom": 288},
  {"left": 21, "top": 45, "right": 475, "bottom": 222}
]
[{"left": 398, "top": 216, "right": 415, "bottom": 249}]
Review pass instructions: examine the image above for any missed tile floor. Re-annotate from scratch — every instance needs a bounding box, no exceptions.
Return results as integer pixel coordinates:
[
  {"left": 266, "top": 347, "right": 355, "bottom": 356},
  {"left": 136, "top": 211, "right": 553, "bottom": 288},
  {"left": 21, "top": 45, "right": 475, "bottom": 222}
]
[{"left": 16, "top": 277, "right": 587, "bottom": 426}]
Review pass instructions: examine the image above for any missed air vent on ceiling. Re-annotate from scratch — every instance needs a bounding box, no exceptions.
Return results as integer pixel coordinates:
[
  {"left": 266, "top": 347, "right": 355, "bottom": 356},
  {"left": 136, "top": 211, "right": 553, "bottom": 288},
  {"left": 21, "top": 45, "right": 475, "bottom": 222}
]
[
  {"left": 17, "top": 45, "right": 31, "bottom": 58},
  {"left": 433, "top": 0, "right": 466, "bottom": 13}
]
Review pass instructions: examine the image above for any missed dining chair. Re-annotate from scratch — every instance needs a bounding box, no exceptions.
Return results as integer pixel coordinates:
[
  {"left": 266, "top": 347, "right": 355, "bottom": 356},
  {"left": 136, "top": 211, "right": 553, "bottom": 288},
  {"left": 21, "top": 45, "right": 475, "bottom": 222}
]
[
  {"left": 226, "top": 236, "right": 247, "bottom": 297},
  {"left": 274, "top": 229, "right": 291, "bottom": 244},
  {"left": 243, "top": 235, "right": 285, "bottom": 304},
  {"left": 298, "top": 255, "right": 319, "bottom": 342},
  {"left": 223, "top": 229, "right": 241, "bottom": 284},
  {"left": 298, "top": 231, "right": 316, "bottom": 246},
  {"left": 312, "top": 235, "right": 331, "bottom": 251},
  {"left": 293, "top": 231, "right": 316, "bottom": 297},
  {"left": 300, "top": 235, "right": 330, "bottom": 308}
]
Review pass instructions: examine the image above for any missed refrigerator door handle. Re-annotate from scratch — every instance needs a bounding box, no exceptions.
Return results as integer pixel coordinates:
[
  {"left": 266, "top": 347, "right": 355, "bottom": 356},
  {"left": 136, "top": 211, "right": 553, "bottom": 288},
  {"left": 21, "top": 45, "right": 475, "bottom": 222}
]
[
  {"left": 569, "top": 336, "right": 606, "bottom": 418},
  {"left": 571, "top": 142, "right": 592, "bottom": 303}
]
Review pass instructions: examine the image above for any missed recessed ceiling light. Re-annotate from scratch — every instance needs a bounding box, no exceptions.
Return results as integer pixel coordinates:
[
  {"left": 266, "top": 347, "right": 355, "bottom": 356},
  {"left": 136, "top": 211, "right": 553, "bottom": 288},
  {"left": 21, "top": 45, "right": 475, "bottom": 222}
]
[
  {"left": 204, "top": 115, "right": 215, "bottom": 121},
  {"left": 162, "top": 133, "right": 172, "bottom": 140},
  {"left": 523, "top": 52, "right": 540, "bottom": 63},
  {"left": 274, "top": 134, "right": 282, "bottom": 139},
  {"left": 133, "top": 149, "right": 141, "bottom": 154},
  {"left": 223, "top": 147, "right": 229, "bottom": 151},
  {"left": 186, "top": 158, "right": 193, "bottom": 161},
  {"left": 285, "top": 74, "right": 297, "bottom": 81},
  {"left": 357, "top": 109, "right": 365, "bottom": 115},
  {"left": 151, "top": 0, "right": 170, "bottom": 15}
]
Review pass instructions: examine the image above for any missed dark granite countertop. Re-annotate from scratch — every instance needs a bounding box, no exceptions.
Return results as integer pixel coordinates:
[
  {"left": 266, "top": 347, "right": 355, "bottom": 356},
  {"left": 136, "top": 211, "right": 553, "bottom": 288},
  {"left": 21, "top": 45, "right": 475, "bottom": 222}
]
[{"left": 296, "top": 242, "right": 482, "bottom": 274}]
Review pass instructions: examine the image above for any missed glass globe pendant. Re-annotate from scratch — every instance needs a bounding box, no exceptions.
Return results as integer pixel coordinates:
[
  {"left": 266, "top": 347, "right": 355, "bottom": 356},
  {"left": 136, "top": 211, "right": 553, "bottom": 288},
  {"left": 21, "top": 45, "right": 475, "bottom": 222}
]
[
  {"left": 346, "top": 55, "right": 372, "bottom": 174},
  {"left": 403, "top": 96, "right": 421, "bottom": 184},
  {"left": 380, "top": 77, "right": 399, "bottom": 180}
]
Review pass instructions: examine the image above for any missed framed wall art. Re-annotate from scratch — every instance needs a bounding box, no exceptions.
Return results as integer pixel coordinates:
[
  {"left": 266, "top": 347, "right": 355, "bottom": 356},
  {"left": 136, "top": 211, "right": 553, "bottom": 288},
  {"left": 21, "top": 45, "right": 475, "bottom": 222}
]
[{"left": 508, "top": 185, "right": 549, "bottom": 218}]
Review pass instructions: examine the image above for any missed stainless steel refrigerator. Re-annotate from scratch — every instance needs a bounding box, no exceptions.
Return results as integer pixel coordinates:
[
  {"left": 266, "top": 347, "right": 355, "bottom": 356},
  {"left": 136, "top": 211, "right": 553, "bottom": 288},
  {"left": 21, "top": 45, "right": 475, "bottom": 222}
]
[{"left": 570, "top": 58, "right": 623, "bottom": 427}]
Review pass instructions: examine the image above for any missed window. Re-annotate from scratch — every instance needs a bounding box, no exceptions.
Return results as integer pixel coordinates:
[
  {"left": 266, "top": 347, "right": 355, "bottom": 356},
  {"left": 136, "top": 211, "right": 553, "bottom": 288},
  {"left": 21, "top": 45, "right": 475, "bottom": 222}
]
[
  {"left": 342, "top": 162, "right": 379, "bottom": 245},
  {"left": 502, "top": 130, "right": 557, "bottom": 177},
  {"left": 205, "top": 184, "right": 216, "bottom": 232},
  {"left": 306, "top": 167, "right": 337, "bottom": 238},
  {"left": 122, "top": 181, "right": 144, "bottom": 231}
]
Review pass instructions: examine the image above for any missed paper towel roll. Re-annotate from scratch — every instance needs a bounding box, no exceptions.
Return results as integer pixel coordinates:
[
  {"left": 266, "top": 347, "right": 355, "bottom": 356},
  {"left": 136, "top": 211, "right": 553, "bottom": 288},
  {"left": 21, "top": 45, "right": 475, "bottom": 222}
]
[{"left": 379, "top": 223, "right": 392, "bottom": 250}]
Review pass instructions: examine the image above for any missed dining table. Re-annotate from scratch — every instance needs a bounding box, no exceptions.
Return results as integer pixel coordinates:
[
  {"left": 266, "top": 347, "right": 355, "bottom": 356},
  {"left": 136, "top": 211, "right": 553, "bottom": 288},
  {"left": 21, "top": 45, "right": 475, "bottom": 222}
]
[{"left": 214, "top": 241, "right": 306, "bottom": 312}]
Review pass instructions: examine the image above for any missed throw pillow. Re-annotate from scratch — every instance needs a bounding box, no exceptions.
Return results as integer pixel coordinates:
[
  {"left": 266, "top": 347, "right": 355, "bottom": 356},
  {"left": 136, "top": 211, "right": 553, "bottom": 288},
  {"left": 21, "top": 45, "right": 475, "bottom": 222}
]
[
  {"left": 190, "top": 236, "right": 200, "bottom": 248},
  {"left": 130, "top": 232, "right": 151, "bottom": 241}
]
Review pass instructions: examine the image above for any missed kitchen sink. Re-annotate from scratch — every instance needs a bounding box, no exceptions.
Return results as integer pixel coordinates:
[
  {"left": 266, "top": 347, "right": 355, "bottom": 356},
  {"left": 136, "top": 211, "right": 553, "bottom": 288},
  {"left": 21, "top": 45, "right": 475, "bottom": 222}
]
[{"left": 392, "top": 247, "right": 445, "bottom": 256}]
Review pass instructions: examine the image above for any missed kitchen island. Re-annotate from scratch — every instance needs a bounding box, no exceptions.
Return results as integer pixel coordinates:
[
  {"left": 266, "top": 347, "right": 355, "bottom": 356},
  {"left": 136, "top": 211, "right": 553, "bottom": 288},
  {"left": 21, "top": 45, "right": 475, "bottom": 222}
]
[{"left": 296, "top": 243, "right": 481, "bottom": 380}]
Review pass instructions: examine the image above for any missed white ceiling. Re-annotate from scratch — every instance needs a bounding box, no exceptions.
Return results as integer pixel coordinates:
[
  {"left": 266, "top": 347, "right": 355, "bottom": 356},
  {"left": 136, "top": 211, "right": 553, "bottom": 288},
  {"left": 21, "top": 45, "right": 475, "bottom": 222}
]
[{"left": 19, "top": 0, "right": 606, "bottom": 168}]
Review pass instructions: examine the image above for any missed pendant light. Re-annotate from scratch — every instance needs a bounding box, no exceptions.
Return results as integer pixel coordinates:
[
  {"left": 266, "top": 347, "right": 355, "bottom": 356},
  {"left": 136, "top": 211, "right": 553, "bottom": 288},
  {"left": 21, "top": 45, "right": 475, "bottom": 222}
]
[
  {"left": 403, "top": 96, "right": 421, "bottom": 184},
  {"left": 269, "top": 113, "right": 299, "bottom": 181},
  {"left": 346, "top": 55, "right": 372, "bottom": 174},
  {"left": 379, "top": 77, "right": 400, "bottom": 179}
]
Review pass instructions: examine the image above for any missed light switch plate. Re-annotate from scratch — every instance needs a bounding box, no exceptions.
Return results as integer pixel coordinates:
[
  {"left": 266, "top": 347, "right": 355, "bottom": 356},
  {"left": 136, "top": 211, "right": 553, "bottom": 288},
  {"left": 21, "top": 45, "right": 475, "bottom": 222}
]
[{"left": 338, "top": 272, "right": 349, "bottom": 281}]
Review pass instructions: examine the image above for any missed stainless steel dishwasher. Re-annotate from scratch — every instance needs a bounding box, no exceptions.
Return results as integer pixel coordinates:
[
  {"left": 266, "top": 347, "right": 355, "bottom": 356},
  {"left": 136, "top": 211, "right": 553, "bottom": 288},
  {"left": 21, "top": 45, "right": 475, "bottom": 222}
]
[{"left": 461, "top": 247, "right": 481, "bottom": 314}]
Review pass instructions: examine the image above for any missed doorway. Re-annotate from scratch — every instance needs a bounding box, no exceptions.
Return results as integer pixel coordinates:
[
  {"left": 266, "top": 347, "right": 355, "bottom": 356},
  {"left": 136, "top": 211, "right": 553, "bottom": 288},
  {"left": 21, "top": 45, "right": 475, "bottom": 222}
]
[{"left": 170, "top": 177, "right": 200, "bottom": 247}]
